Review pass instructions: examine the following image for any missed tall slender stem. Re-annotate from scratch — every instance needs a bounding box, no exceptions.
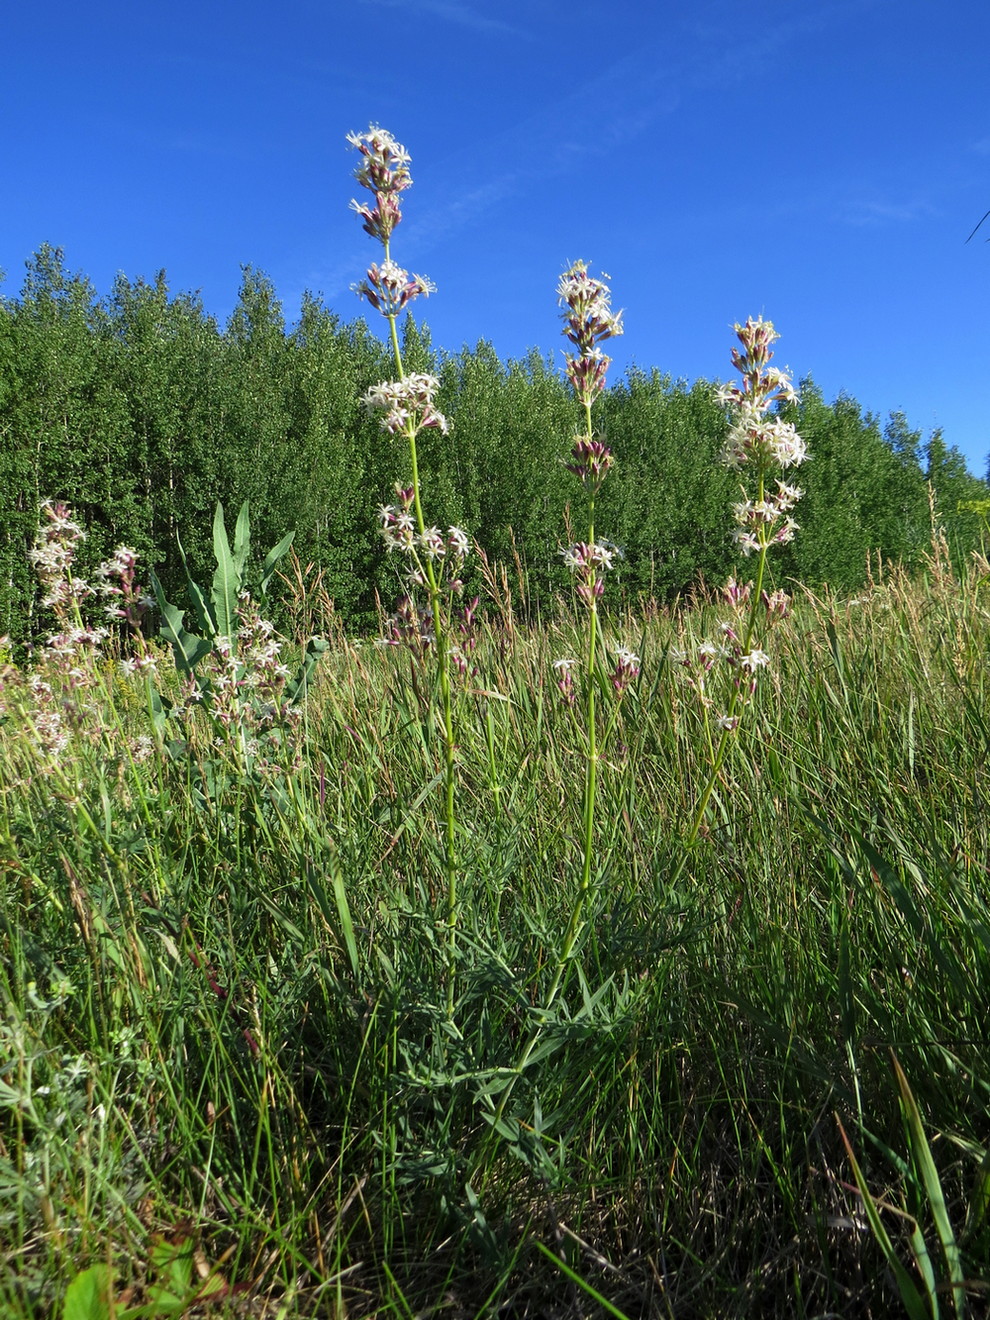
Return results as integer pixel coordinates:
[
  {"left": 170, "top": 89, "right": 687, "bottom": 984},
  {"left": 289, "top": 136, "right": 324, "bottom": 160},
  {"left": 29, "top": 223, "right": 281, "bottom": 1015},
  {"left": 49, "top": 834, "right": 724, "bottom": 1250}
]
[
  {"left": 684, "top": 463, "right": 773, "bottom": 847},
  {"left": 380, "top": 246, "right": 459, "bottom": 1016}
]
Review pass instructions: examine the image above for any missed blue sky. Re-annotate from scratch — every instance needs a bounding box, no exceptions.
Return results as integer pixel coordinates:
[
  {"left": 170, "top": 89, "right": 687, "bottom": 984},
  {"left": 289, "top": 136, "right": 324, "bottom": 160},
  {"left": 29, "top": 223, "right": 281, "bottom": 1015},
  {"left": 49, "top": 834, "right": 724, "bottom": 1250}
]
[{"left": 4, "top": 0, "right": 989, "bottom": 474}]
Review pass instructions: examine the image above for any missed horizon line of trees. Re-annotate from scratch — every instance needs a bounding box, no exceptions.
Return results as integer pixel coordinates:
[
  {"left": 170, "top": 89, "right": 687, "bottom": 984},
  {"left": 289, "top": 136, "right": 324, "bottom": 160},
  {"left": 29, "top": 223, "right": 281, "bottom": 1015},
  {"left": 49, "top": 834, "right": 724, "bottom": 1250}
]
[{"left": 1, "top": 244, "right": 987, "bottom": 647}]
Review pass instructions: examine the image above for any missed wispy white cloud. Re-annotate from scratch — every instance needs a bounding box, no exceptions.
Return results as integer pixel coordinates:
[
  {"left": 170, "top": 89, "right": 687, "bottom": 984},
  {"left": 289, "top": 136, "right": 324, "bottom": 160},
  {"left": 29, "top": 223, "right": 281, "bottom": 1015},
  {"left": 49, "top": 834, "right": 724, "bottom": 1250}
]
[
  {"left": 407, "top": 177, "right": 521, "bottom": 247},
  {"left": 837, "top": 196, "right": 936, "bottom": 226},
  {"left": 360, "top": 0, "right": 525, "bottom": 38},
  {"left": 307, "top": 0, "right": 909, "bottom": 298}
]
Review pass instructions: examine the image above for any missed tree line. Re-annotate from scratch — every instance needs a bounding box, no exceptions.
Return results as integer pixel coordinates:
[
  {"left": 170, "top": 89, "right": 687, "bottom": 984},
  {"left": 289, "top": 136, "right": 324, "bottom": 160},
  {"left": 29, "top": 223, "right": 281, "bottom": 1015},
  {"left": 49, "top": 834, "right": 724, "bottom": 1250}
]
[{"left": 0, "top": 244, "right": 985, "bottom": 646}]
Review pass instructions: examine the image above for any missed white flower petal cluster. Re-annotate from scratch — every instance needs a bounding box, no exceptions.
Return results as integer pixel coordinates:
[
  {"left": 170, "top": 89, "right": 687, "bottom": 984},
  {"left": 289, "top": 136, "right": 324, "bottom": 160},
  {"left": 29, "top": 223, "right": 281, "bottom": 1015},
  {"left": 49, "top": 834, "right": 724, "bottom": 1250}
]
[
  {"left": 717, "top": 319, "right": 807, "bottom": 476},
  {"left": 717, "top": 320, "right": 808, "bottom": 567},
  {"left": 722, "top": 413, "right": 807, "bottom": 471},
  {"left": 559, "top": 541, "right": 618, "bottom": 572},
  {"left": 361, "top": 374, "right": 450, "bottom": 437},
  {"left": 352, "top": 260, "right": 436, "bottom": 319}
]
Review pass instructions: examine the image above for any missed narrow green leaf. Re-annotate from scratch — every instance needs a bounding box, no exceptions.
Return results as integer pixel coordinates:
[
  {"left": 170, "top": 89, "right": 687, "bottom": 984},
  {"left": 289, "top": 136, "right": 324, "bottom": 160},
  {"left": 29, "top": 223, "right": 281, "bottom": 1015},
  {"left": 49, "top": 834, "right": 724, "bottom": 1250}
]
[
  {"left": 964, "top": 1146, "right": 990, "bottom": 1241},
  {"left": 231, "top": 499, "right": 251, "bottom": 579},
  {"left": 150, "top": 572, "right": 211, "bottom": 677},
  {"left": 330, "top": 858, "right": 360, "bottom": 977},
  {"left": 838, "top": 920, "right": 855, "bottom": 1042},
  {"left": 906, "top": 1216, "right": 941, "bottom": 1317},
  {"left": 892, "top": 1054, "right": 967, "bottom": 1319},
  {"left": 260, "top": 529, "right": 295, "bottom": 597},
  {"left": 531, "top": 1240, "right": 633, "bottom": 1320},
  {"left": 305, "top": 858, "right": 359, "bottom": 977},
  {"left": 836, "top": 1115, "right": 931, "bottom": 1320},
  {"left": 176, "top": 533, "right": 216, "bottom": 638}
]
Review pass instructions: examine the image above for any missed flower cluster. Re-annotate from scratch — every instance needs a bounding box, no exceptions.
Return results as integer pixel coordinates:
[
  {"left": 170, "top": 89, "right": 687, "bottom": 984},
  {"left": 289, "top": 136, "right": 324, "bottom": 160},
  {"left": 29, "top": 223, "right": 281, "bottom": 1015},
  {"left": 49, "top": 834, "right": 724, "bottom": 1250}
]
[
  {"left": 18, "top": 502, "right": 158, "bottom": 759},
  {"left": 378, "top": 590, "right": 479, "bottom": 669},
  {"left": 348, "top": 127, "right": 475, "bottom": 681},
  {"left": 553, "top": 265, "right": 637, "bottom": 706},
  {"left": 704, "top": 317, "right": 806, "bottom": 706},
  {"left": 96, "top": 545, "right": 157, "bottom": 673},
  {"left": 31, "top": 507, "right": 104, "bottom": 675},
  {"left": 348, "top": 125, "right": 433, "bottom": 321},
  {"left": 609, "top": 645, "right": 640, "bottom": 696},
  {"left": 558, "top": 261, "right": 624, "bottom": 409},
  {"left": 722, "top": 575, "right": 790, "bottom": 621},
  {"left": 377, "top": 484, "right": 470, "bottom": 570},
  {"left": 362, "top": 375, "right": 450, "bottom": 437},
  {"left": 96, "top": 545, "right": 141, "bottom": 611},
  {"left": 347, "top": 125, "right": 411, "bottom": 243},
  {"left": 559, "top": 539, "right": 620, "bottom": 607},
  {"left": 718, "top": 317, "right": 807, "bottom": 473},
  {"left": 670, "top": 633, "right": 767, "bottom": 711},
  {"left": 375, "top": 483, "right": 474, "bottom": 659},
  {"left": 553, "top": 656, "right": 577, "bottom": 706},
  {"left": 730, "top": 480, "right": 803, "bottom": 557},
  {"left": 671, "top": 575, "right": 792, "bottom": 735},
  {"left": 171, "top": 595, "right": 302, "bottom": 758},
  {"left": 552, "top": 648, "right": 640, "bottom": 705},
  {"left": 28, "top": 501, "right": 91, "bottom": 613},
  {"left": 377, "top": 594, "right": 435, "bottom": 653},
  {"left": 566, "top": 436, "right": 614, "bottom": 493},
  {"left": 352, "top": 261, "right": 435, "bottom": 319}
]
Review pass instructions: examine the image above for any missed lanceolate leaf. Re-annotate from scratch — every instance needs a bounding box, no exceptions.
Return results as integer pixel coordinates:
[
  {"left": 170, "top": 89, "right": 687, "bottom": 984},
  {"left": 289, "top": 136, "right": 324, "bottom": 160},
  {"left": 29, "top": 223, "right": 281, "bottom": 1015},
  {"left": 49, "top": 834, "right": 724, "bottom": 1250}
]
[
  {"left": 149, "top": 686, "right": 172, "bottom": 736},
  {"left": 260, "top": 530, "right": 295, "bottom": 597},
  {"left": 284, "top": 636, "right": 330, "bottom": 705},
  {"left": 176, "top": 533, "right": 216, "bottom": 639},
  {"left": 232, "top": 499, "right": 251, "bottom": 580},
  {"left": 211, "top": 501, "right": 242, "bottom": 643},
  {"left": 893, "top": 1053, "right": 967, "bottom": 1319},
  {"left": 836, "top": 1114, "right": 930, "bottom": 1320},
  {"left": 149, "top": 571, "right": 211, "bottom": 676}
]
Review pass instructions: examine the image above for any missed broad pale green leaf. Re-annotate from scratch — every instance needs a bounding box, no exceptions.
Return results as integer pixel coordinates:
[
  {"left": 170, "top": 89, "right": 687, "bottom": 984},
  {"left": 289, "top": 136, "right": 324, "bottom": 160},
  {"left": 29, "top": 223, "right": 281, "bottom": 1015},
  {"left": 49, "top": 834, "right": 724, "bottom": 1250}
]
[{"left": 62, "top": 1265, "right": 113, "bottom": 1320}]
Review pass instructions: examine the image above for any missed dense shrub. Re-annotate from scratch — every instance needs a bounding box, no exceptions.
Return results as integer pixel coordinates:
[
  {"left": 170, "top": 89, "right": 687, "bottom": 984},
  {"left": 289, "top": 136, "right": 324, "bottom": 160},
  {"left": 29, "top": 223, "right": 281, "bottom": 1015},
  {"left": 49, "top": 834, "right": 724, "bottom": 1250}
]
[{"left": 1, "top": 246, "right": 985, "bottom": 643}]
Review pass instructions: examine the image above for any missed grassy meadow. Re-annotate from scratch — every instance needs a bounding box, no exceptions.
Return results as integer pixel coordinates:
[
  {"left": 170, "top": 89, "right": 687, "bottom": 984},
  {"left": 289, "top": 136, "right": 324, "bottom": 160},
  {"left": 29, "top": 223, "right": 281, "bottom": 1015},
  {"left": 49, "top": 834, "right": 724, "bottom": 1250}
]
[
  {"left": 2, "top": 126, "right": 989, "bottom": 1320},
  {"left": 1, "top": 535, "right": 989, "bottom": 1318}
]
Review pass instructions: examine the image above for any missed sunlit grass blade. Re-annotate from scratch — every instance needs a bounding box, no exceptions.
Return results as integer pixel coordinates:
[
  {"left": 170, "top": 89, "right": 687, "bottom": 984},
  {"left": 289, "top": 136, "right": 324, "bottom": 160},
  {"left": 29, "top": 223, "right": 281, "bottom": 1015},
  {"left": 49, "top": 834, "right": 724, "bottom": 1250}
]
[
  {"left": 836, "top": 1115, "right": 931, "bottom": 1320},
  {"left": 892, "top": 1052, "right": 968, "bottom": 1319}
]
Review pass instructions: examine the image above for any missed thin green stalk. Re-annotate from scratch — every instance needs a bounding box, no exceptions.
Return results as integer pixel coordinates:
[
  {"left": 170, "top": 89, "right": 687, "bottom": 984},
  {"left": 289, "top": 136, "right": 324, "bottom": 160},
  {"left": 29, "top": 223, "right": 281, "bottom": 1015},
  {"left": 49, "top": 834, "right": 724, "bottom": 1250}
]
[
  {"left": 685, "top": 467, "right": 770, "bottom": 846},
  {"left": 381, "top": 249, "right": 459, "bottom": 1017},
  {"left": 573, "top": 397, "right": 600, "bottom": 973}
]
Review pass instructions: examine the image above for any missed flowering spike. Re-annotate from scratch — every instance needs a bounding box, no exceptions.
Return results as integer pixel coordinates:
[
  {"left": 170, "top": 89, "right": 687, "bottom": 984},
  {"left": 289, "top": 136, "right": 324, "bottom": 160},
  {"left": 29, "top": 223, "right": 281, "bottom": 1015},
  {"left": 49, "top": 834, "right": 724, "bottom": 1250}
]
[
  {"left": 558, "top": 261, "right": 623, "bottom": 409},
  {"left": 347, "top": 126, "right": 412, "bottom": 243}
]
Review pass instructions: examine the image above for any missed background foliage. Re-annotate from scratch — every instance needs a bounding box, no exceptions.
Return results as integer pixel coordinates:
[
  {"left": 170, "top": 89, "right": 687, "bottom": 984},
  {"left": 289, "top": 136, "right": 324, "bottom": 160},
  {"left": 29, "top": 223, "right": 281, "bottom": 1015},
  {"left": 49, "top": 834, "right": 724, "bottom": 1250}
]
[{"left": 1, "top": 245, "right": 986, "bottom": 645}]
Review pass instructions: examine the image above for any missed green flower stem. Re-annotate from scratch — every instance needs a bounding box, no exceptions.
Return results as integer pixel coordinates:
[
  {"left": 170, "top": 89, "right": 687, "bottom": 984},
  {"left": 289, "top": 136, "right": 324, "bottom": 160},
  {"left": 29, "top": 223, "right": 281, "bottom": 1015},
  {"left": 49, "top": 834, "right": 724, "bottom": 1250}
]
[
  {"left": 685, "top": 465, "right": 770, "bottom": 847},
  {"left": 565, "top": 395, "right": 601, "bottom": 984},
  {"left": 577, "top": 542, "right": 599, "bottom": 908},
  {"left": 382, "top": 256, "right": 459, "bottom": 1017}
]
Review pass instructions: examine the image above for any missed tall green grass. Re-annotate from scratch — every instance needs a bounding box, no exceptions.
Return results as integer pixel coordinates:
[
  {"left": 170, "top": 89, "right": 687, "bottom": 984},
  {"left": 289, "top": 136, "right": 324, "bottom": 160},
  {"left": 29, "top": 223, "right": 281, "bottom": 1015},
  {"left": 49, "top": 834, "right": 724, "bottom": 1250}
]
[{"left": 2, "top": 541, "right": 989, "bottom": 1317}]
